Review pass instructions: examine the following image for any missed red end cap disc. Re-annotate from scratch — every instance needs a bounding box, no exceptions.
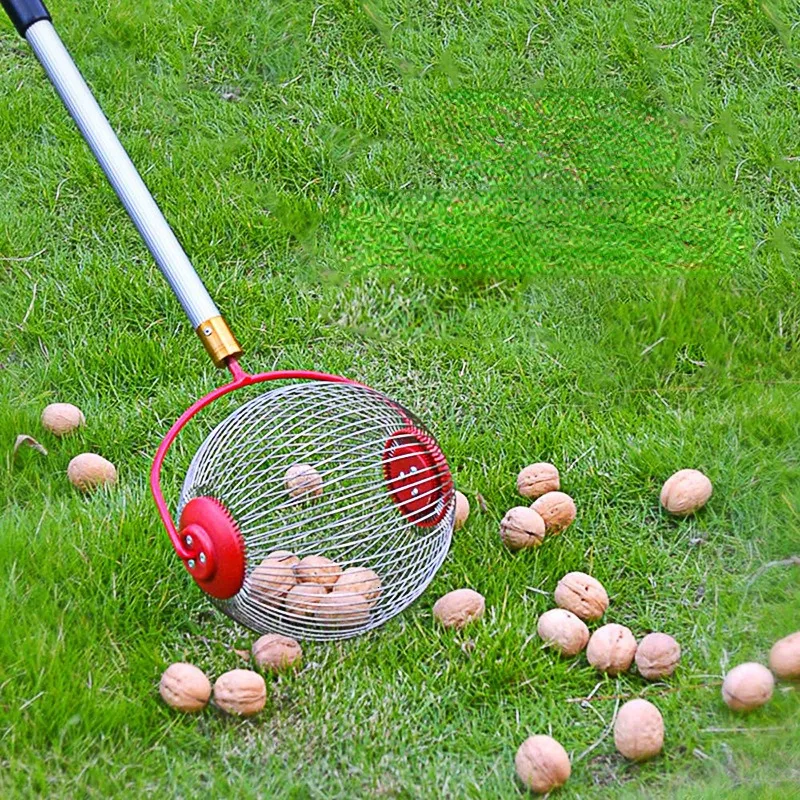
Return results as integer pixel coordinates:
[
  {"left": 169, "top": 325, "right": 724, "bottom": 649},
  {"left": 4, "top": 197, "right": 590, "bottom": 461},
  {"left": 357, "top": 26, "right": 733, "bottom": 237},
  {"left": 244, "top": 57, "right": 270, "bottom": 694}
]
[
  {"left": 383, "top": 427, "right": 453, "bottom": 527},
  {"left": 178, "top": 496, "right": 245, "bottom": 599}
]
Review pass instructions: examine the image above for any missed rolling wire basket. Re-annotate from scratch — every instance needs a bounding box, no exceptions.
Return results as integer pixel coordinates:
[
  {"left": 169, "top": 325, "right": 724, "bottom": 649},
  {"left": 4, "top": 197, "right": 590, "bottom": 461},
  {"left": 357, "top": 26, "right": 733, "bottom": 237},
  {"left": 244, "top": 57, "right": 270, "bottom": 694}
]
[{"left": 176, "top": 381, "right": 455, "bottom": 640}]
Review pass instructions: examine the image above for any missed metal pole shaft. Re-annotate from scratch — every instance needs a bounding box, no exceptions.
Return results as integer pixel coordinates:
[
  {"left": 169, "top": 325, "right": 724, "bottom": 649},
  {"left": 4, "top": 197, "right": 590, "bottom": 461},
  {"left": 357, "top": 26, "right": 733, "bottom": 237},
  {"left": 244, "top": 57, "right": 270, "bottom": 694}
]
[{"left": 25, "top": 20, "right": 220, "bottom": 330}]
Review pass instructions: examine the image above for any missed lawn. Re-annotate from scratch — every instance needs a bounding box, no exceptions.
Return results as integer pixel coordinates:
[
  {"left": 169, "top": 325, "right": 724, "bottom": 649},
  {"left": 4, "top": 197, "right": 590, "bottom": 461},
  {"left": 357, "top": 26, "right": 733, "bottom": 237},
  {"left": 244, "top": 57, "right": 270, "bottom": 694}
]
[{"left": 1, "top": 0, "right": 799, "bottom": 797}]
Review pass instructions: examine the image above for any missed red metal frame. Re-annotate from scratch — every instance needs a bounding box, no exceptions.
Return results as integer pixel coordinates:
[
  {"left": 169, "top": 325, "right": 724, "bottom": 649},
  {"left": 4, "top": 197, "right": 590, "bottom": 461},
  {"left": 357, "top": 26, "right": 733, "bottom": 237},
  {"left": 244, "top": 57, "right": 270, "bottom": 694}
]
[{"left": 149, "top": 356, "right": 454, "bottom": 598}]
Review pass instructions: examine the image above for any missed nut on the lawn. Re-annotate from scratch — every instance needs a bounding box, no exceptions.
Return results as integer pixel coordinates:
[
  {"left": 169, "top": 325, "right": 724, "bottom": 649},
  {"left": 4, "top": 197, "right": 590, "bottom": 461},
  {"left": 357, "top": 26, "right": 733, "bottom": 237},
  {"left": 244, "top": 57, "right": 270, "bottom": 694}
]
[
  {"left": 41, "top": 402, "right": 85, "bottom": 436},
  {"left": 514, "top": 734, "right": 571, "bottom": 794},
  {"left": 516, "top": 462, "right": 560, "bottom": 499},
  {"left": 635, "top": 632, "right": 681, "bottom": 680},
  {"left": 722, "top": 662, "right": 774, "bottom": 711},
  {"left": 586, "top": 624, "right": 638, "bottom": 675},
  {"left": 554, "top": 572, "right": 609, "bottom": 621},
  {"left": 213, "top": 669, "right": 267, "bottom": 716},
  {"left": 285, "top": 463, "right": 323, "bottom": 499},
  {"left": 296, "top": 555, "right": 342, "bottom": 587},
  {"left": 660, "top": 469, "right": 712, "bottom": 516},
  {"left": 252, "top": 633, "right": 302, "bottom": 672},
  {"left": 433, "top": 588, "right": 485, "bottom": 629},
  {"left": 614, "top": 699, "right": 664, "bottom": 761},
  {"left": 454, "top": 490, "right": 470, "bottom": 530},
  {"left": 251, "top": 556, "right": 297, "bottom": 601},
  {"left": 537, "top": 608, "right": 589, "bottom": 657},
  {"left": 284, "top": 583, "right": 328, "bottom": 617},
  {"left": 500, "top": 506, "right": 545, "bottom": 550},
  {"left": 531, "top": 491, "right": 576, "bottom": 535},
  {"left": 266, "top": 550, "right": 300, "bottom": 567},
  {"left": 332, "top": 566, "right": 382, "bottom": 605},
  {"left": 159, "top": 662, "right": 211, "bottom": 713},
  {"left": 67, "top": 453, "right": 117, "bottom": 492},
  {"left": 769, "top": 631, "right": 800, "bottom": 680},
  {"left": 316, "top": 591, "right": 371, "bottom": 627}
]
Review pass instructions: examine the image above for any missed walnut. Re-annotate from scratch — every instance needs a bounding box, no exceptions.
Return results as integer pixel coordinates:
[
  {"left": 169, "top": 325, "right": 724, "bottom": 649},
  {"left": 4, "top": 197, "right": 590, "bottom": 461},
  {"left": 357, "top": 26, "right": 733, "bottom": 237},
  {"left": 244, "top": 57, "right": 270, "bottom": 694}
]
[
  {"left": 41, "top": 402, "right": 85, "bottom": 436},
  {"left": 285, "top": 463, "right": 323, "bottom": 499},
  {"left": 67, "top": 453, "right": 117, "bottom": 492},
  {"left": 265, "top": 550, "right": 300, "bottom": 567},
  {"left": 252, "top": 633, "right": 302, "bottom": 672},
  {"left": 516, "top": 462, "right": 560, "bottom": 499},
  {"left": 295, "top": 555, "right": 342, "bottom": 587},
  {"left": 586, "top": 624, "right": 637, "bottom": 675},
  {"left": 250, "top": 556, "right": 297, "bottom": 603},
  {"left": 284, "top": 583, "right": 328, "bottom": 617},
  {"left": 722, "top": 662, "right": 774, "bottom": 711},
  {"left": 454, "top": 491, "right": 470, "bottom": 530},
  {"left": 531, "top": 491, "right": 576, "bottom": 535},
  {"left": 553, "top": 572, "right": 609, "bottom": 621},
  {"left": 500, "top": 506, "right": 545, "bottom": 550},
  {"left": 315, "top": 591, "right": 371, "bottom": 627},
  {"left": 769, "top": 631, "right": 800, "bottom": 680},
  {"left": 660, "top": 469, "right": 712, "bottom": 516},
  {"left": 331, "top": 567, "right": 382, "bottom": 606},
  {"left": 432, "top": 588, "right": 485, "bottom": 629},
  {"left": 159, "top": 662, "right": 211, "bottom": 713},
  {"left": 213, "top": 669, "right": 267, "bottom": 716},
  {"left": 635, "top": 633, "right": 681, "bottom": 680},
  {"left": 537, "top": 608, "right": 589, "bottom": 657},
  {"left": 614, "top": 699, "right": 664, "bottom": 761},
  {"left": 514, "top": 735, "right": 571, "bottom": 794}
]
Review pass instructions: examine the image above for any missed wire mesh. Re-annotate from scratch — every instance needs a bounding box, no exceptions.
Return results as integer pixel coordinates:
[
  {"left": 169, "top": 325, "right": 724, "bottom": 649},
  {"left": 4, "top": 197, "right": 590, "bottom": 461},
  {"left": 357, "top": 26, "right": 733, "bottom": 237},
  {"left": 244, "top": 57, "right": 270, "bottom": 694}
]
[{"left": 177, "top": 380, "right": 455, "bottom": 640}]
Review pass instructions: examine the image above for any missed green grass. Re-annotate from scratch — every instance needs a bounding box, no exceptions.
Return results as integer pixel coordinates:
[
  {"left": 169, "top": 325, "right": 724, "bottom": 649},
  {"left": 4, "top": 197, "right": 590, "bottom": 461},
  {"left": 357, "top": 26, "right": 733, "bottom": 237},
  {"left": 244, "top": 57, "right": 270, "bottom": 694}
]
[{"left": 1, "top": 0, "right": 799, "bottom": 796}]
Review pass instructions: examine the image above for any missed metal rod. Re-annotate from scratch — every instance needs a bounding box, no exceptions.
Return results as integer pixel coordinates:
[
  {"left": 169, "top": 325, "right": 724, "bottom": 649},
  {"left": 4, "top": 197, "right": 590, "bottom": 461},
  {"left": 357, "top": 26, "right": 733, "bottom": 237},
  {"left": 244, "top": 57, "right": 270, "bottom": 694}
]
[{"left": 25, "top": 20, "right": 220, "bottom": 329}]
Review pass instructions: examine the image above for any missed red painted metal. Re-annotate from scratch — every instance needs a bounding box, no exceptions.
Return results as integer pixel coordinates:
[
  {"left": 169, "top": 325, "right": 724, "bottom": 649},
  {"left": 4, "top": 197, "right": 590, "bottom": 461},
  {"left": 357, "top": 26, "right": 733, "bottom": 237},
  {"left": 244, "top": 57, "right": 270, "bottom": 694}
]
[
  {"left": 383, "top": 427, "right": 453, "bottom": 527},
  {"left": 177, "top": 496, "right": 246, "bottom": 598}
]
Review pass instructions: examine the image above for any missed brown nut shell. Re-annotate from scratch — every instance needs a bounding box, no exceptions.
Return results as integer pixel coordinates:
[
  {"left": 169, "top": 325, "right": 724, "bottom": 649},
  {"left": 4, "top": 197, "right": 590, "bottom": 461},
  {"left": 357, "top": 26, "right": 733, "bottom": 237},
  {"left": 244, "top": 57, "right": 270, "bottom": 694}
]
[
  {"left": 285, "top": 463, "right": 323, "bottom": 499},
  {"left": 586, "top": 624, "right": 638, "bottom": 675},
  {"left": 500, "top": 506, "right": 546, "bottom": 551},
  {"left": 284, "top": 583, "right": 329, "bottom": 617},
  {"left": 315, "top": 592, "right": 371, "bottom": 627},
  {"left": 250, "top": 556, "right": 297, "bottom": 602},
  {"left": 635, "top": 633, "right": 681, "bottom": 680},
  {"left": 769, "top": 631, "right": 800, "bottom": 680},
  {"left": 454, "top": 491, "right": 470, "bottom": 530},
  {"left": 41, "top": 402, "right": 85, "bottom": 436},
  {"left": 213, "top": 669, "right": 267, "bottom": 716},
  {"left": 660, "top": 469, "right": 712, "bottom": 516},
  {"left": 296, "top": 555, "right": 342, "bottom": 587},
  {"left": 514, "top": 735, "right": 571, "bottom": 794},
  {"left": 516, "top": 462, "right": 560, "bottom": 499},
  {"left": 722, "top": 662, "right": 774, "bottom": 711},
  {"left": 531, "top": 491, "right": 576, "bottom": 535},
  {"left": 265, "top": 550, "right": 300, "bottom": 567},
  {"left": 433, "top": 588, "right": 485, "bottom": 629},
  {"left": 67, "top": 453, "right": 117, "bottom": 492},
  {"left": 537, "top": 608, "right": 589, "bottom": 657},
  {"left": 554, "top": 572, "right": 609, "bottom": 621},
  {"left": 331, "top": 567, "right": 382, "bottom": 606},
  {"left": 252, "top": 633, "right": 303, "bottom": 672},
  {"left": 159, "top": 662, "right": 211, "bottom": 713},
  {"left": 614, "top": 699, "right": 664, "bottom": 761}
]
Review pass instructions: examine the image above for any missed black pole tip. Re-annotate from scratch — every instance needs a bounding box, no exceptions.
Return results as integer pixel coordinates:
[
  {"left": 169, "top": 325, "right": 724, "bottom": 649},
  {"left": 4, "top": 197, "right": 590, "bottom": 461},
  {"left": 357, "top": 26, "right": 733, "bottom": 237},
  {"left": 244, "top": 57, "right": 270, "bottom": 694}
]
[{"left": 1, "top": 0, "right": 51, "bottom": 37}]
